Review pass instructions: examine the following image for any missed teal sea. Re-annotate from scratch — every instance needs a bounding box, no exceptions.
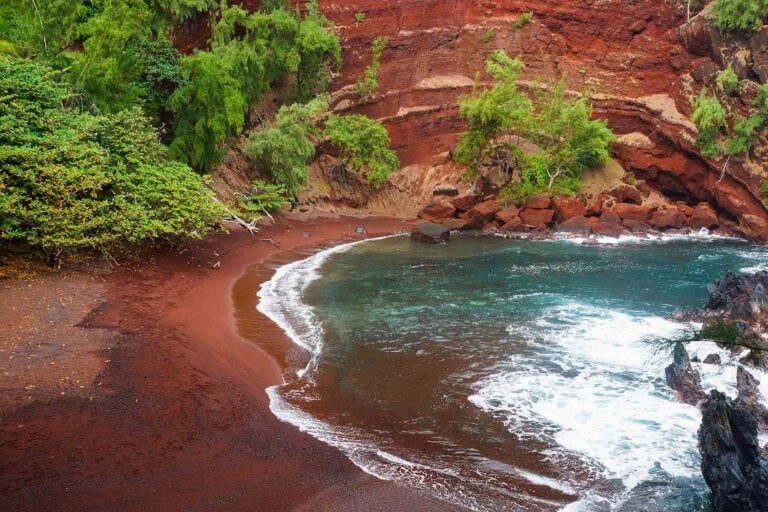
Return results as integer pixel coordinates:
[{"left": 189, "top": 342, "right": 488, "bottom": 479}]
[{"left": 258, "top": 235, "right": 768, "bottom": 511}]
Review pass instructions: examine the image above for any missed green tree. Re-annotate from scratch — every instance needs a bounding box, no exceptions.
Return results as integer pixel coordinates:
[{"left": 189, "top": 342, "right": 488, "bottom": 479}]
[
  {"left": 325, "top": 114, "right": 399, "bottom": 187},
  {"left": 0, "top": 57, "right": 221, "bottom": 264},
  {"left": 691, "top": 88, "right": 728, "bottom": 159},
  {"left": 356, "top": 36, "right": 388, "bottom": 97},
  {"left": 292, "top": 0, "right": 342, "bottom": 103},
  {"left": 245, "top": 96, "right": 329, "bottom": 195},
  {"left": 712, "top": 0, "right": 768, "bottom": 32}
]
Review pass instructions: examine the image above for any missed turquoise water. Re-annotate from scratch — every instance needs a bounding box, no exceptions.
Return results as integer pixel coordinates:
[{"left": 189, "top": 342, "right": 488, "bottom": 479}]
[{"left": 259, "top": 235, "right": 768, "bottom": 512}]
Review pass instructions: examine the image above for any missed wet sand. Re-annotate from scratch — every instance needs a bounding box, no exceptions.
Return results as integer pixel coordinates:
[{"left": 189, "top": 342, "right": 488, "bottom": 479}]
[{"left": 0, "top": 216, "right": 465, "bottom": 512}]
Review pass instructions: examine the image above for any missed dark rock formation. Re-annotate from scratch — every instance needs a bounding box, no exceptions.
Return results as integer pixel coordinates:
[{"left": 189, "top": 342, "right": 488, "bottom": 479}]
[
  {"left": 699, "top": 390, "right": 768, "bottom": 512},
  {"left": 736, "top": 367, "right": 768, "bottom": 434},
  {"left": 703, "top": 353, "right": 722, "bottom": 365},
  {"left": 411, "top": 222, "right": 450, "bottom": 243},
  {"left": 432, "top": 185, "right": 459, "bottom": 197},
  {"left": 705, "top": 272, "right": 768, "bottom": 326},
  {"left": 665, "top": 343, "right": 706, "bottom": 406}
]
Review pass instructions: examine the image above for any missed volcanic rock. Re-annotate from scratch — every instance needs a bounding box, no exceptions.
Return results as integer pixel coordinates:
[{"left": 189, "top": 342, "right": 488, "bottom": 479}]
[
  {"left": 703, "top": 353, "right": 722, "bottom": 365},
  {"left": 519, "top": 208, "right": 555, "bottom": 229},
  {"left": 751, "top": 28, "right": 768, "bottom": 84},
  {"left": 496, "top": 206, "right": 520, "bottom": 225},
  {"left": 699, "top": 390, "right": 768, "bottom": 512},
  {"left": 613, "top": 203, "right": 651, "bottom": 222},
  {"left": 417, "top": 199, "right": 456, "bottom": 222},
  {"left": 411, "top": 222, "right": 450, "bottom": 244},
  {"left": 499, "top": 217, "right": 525, "bottom": 233},
  {"left": 665, "top": 343, "right": 706, "bottom": 406},
  {"left": 650, "top": 207, "right": 687, "bottom": 230},
  {"left": 524, "top": 196, "right": 551, "bottom": 210},
  {"left": 557, "top": 215, "right": 594, "bottom": 234},
  {"left": 442, "top": 217, "right": 470, "bottom": 231},
  {"left": 610, "top": 185, "right": 643, "bottom": 205},
  {"left": 552, "top": 196, "right": 587, "bottom": 222},
  {"left": 451, "top": 193, "right": 480, "bottom": 212},
  {"left": 736, "top": 367, "right": 768, "bottom": 433},
  {"left": 688, "top": 203, "right": 719, "bottom": 230},
  {"left": 432, "top": 185, "right": 459, "bottom": 197}
]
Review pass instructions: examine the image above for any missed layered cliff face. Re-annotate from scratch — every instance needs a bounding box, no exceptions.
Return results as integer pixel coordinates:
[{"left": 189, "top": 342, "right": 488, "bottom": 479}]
[{"left": 304, "top": 0, "right": 768, "bottom": 239}]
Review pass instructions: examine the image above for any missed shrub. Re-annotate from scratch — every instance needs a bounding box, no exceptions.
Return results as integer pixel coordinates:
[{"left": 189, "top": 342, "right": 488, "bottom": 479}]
[
  {"left": 0, "top": 57, "right": 221, "bottom": 264},
  {"left": 716, "top": 66, "right": 739, "bottom": 96},
  {"left": 245, "top": 96, "right": 329, "bottom": 195},
  {"left": 512, "top": 12, "right": 534, "bottom": 31},
  {"left": 481, "top": 28, "right": 495, "bottom": 43},
  {"left": 234, "top": 180, "right": 291, "bottom": 219},
  {"left": 356, "top": 36, "right": 388, "bottom": 97},
  {"left": 690, "top": 88, "right": 728, "bottom": 159},
  {"left": 325, "top": 114, "right": 399, "bottom": 187},
  {"left": 712, "top": 0, "right": 768, "bottom": 33},
  {"left": 355, "top": 12, "right": 366, "bottom": 23}
]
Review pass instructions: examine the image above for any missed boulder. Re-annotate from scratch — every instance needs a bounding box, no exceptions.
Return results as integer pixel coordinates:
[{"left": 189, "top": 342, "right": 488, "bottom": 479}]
[
  {"left": 432, "top": 185, "right": 459, "bottom": 197},
  {"left": 587, "top": 192, "right": 612, "bottom": 216},
  {"left": 703, "top": 353, "right": 722, "bottom": 365},
  {"left": 496, "top": 205, "right": 520, "bottom": 225},
  {"left": 675, "top": 201, "right": 695, "bottom": 216},
  {"left": 751, "top": 27, "right": 768, "bottom": 84},
  {"left": 593, "top": 221, "right": 624, "bottom": 237},
  {"left": 613, "top": 203, "right": 651, "bottom": 222},
  {"left": 442, "top": 217, "right": 471, "bottom": 231},
  {"left": 736, "top": 367, "right": 768, "bottom": 433},
  {"left": 519, "top": 208, "right": 555, "bottom": 229},
  {"left": 499, "top": 217, "right": 525, "bottom": 232},
  {"left": 650, "top": 207, "right": 687, "bottom": 230},
  {"left": 599, "top": 210, "right": 621, "bottom": 225},
  {"left": 557, "top": 215, "right": 593, "bottom": 234},
  {"left": 524, "top": 196, "right": 551, "bottom": 209},
  {"left": 699, "top": 390, "right": 768, "bottom": 512},
  {"left": 451, "top": 193, "right": 480, "bottom": 212},
  {"left": 665, "top": 343, "right": 706, "bottom": 406},
  {"left": 552, "top": 196, "right": 587, "bottom": 222},
  {"left": 688, "top": 203, "right": 719, "bottom": 230},
  {"left": 622, "top": 219, "right": 651, "bottom": 233},
  {"left": 704, "top": 271, "right": 768, "bottom": 323},
  {"left": 692, "top": 57, "right": 720, "bottom": 85},
  {"left": 417, "top": 199, "right": 456, "bottom": 222},
  {"left": 461, "top": 199, "right": 500, "bottom": 230},
  {"left": 411, "top": 222, "right": 450, "bottom": 244},
  {"left": 610, "top": 185, "right": 643, "bottom": 205}
]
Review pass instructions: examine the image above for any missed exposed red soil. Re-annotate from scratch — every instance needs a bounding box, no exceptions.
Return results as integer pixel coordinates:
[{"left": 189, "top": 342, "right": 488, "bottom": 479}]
[{"left": 0, "top": 216, "right": 464, "bottom": 512}]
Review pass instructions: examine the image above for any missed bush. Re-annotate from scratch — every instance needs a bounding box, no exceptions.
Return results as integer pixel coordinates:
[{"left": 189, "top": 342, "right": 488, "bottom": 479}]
[
  {"left": 355, "top": 12, "right": 366, "bottom": 23},
  {"left": 245, "top": 96, "right": 329, "bottom": 195},
  {"left": 716, "top": 66, "right": 739, "bottom": 96},
  {"left": 512, "top": 12, "right": 534, "bottom": 31},
  {"left": 481, "top": 28, "right": 495, "bottom": 43},
  {"left": 234, "top": 180, "right": 291, "bottom": 220},
  {"left": 0, "top": 57, "right": 221, "bottom": 264},
  {"left": 356, "top": 36, "right": 388, "bottom": 97},
  {"left": 712, "top": 0, "right": 768, "bottom": 33},
  {"left": 691, "top": 88, "right": 728, "bottom": 159},
  {"left": 325, "top": 114, "right": 399, "bottom": 187}
]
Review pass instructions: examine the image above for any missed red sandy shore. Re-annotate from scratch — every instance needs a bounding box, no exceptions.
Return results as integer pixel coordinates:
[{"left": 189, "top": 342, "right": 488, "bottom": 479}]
[{"left": 0, "top": 216, "right": 465, "bottom": 512}]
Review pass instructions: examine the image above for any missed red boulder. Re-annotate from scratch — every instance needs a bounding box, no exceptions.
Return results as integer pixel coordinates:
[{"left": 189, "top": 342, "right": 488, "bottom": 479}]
[
  {"left": 524, "top": 196, "right": 552, "bottom": 209},
  {"left": 687, "top": 203, "right": 719, "bottom": 230},
  {"left": 520, "top": 208, "right": 555, "bottom": 228},
  {"left": 417, "top": 199, "right": 456, "bottom": 222},
  {"left": 610, "top": 185, "right": 643, "bottom": 205},
  {"left": 500, "top": 217, "right": 525, "bottom": 232},
  {"left": 451, "top": 193, "right": 480, "bottom": 212},
  {"left": 442, "top": 218, "right": 471, "bottom": 231},
  {"left": 613, "top": 203, "right": 651, "bottom": 222},
  {"left": 496, "top": 205, "right": 520, "bottom": 225},
  {"left": 650, "top": 207, "right": 687, "bottom": 229},
  {"left": 552, "top": 196, "right": 587, "bottom": 222},
  {"left": 557, "top": 215, "right": 593, "bottom": 234}
]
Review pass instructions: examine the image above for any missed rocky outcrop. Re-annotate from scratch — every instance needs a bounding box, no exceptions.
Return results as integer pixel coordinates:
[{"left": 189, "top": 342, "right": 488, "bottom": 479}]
[
  {"left": 699, "top": 389, "right": 768, "bottom": 512},
  {"left": 665, "top": 342, "right": 706, "bottom": 406},
  {"left": 736, "top": 367, "right": 768, "bottom": 434},
  {"left": 411, "top": 222, "right": 450, "bottom": 243},
  {"left": 704, "top": 272, "right": 768, "bottom": 327}
]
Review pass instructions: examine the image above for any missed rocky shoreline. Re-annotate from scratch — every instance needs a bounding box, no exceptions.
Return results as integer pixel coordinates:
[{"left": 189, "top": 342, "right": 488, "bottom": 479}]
[{"left": 415, "top": 181, "right": 741, "bottom": 241}]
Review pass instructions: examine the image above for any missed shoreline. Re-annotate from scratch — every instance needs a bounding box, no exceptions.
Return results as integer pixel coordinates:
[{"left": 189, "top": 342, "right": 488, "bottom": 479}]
[{"left": 0, "top": 215, "right": 464, "bottom": 512}]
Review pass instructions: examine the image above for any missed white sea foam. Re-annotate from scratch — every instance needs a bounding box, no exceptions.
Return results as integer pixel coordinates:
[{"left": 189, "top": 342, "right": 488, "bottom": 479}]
[{"left": 547, "top": 228, "right": 742, "bottom": 246}]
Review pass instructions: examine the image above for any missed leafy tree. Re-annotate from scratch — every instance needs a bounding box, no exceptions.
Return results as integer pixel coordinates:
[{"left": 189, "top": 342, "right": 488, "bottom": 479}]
[
  {"left": 691, "top": 88, "right": 728, "bottom": 159},
  {"left": 292, "top": 0, "right": 342, "bottom": 103},
  {"left": 712, "top": 0, "right": 768, "bottom": 32},
  {"left": 456, "top": 51, "right": 614, "bottom": 203},
  {"left": 234, "top": 180, "right": 291, "bottom": 220},
  {"left": 356, "top": 36, "right": 388, "bottom": 97},
  {"left": 0, "top": 57, "right": 221, "bottom": 264},
  {"left": 325, "top": 114, "right": 399, "bottom": 187},
  {"left": 716, "top": 66, "right": 739, "bottom": 96},
  {"left": 245, "top": 96, "right": 329, "bottom": 195}
]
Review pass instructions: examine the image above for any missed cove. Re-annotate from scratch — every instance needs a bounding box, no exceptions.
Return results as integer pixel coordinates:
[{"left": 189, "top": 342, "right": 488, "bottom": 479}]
[{"left": 258, "top": 235, "right": 768, "bottom": 512}]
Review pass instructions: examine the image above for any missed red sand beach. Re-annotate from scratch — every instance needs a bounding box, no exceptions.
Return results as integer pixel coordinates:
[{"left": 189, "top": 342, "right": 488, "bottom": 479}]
[{"left": 0, "top": 216, "right": 465, "bottom": 512}]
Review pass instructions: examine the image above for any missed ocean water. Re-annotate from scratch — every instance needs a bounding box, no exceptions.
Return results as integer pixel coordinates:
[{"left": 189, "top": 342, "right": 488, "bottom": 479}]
[{"left": 258, "top": 234, "right": 768, "bottom": 511}]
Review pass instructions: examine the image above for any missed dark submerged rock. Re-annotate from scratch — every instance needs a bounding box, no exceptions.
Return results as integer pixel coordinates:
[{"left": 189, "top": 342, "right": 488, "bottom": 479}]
[
  {"left": 665, "top": 343, "right": 706, "bottom": 406},
  {"left": 699, "top": 390, "right": 768, "bottom": 512},
  {"left": 703, "top": 353, "right": 722, "bottom": 365},
  {"left": 411, "top": 222, "right": 450, "bottom": 244}
]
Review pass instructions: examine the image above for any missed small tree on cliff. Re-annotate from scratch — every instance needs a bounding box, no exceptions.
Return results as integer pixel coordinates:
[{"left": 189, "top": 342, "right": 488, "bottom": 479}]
[{"left": 455, "top": 51, "right": 615, "bottom": 204}]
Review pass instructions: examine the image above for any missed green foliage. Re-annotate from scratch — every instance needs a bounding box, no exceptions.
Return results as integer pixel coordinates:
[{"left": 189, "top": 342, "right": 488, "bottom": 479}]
[
  {"left": 244, "top": 96, "right": 329, "bottom": 195},
  {"left": 234, "top": 180, "right": 291, "bottom": 219},
  {"left": 355, "top": 12, "right": 366, "bottom": 23},
  {"left": 712, "top": 0, "right": 768, "bottom": 33},
  {"left": 130, "top": 36, "right": 187, "bottom": 116},
  {"left": 481, "top": 28, "right": 495, "bottom": 43},
  {"left": 0, "top": 57, "right": 221, "bottom": 263},
  {"left": 762, "top": 180, "right": 768, "bottom": 203},
  {"left": 292, "top": 0, "right": 342, "bottom": 103},
  {"left": 325, "top": 114, "right": 399, "bottom": 187},
  {"left": 356, "top": 36, "right": 388, "bottom": 97},
  {"left": 455, "top": 51, "right": 614, "bottom": 201},
  {"left": 716, "top": 66, "right": 739, "bottom": 96},
  {"left": 512, "top": 12, "right": 534, "bottom": 31},
  {"left": 725, "top": 113, "right": 762, "bottom": 155},
  {"left": 691, "top": 88, "right": 728, "bottom": 159}
]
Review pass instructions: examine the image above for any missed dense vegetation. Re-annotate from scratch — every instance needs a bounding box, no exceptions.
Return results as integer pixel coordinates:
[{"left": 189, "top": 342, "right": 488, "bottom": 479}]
[
  {"left": 454, "top": 51, "right": 615, "bottom": 205},
  {"left": 0, "top": 57, "right": 221, "bottom": 264},
  {"left": 0, "top": 0, "right": 399, "bottom": 263},
  {"left": 712, "top": 0, "right": 768, "bottom": 32}
]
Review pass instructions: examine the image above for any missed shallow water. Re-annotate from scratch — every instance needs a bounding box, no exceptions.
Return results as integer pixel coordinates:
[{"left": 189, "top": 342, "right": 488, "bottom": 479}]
[{"left": 258, "top": 235, "right": 768, "bottom": 511}]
